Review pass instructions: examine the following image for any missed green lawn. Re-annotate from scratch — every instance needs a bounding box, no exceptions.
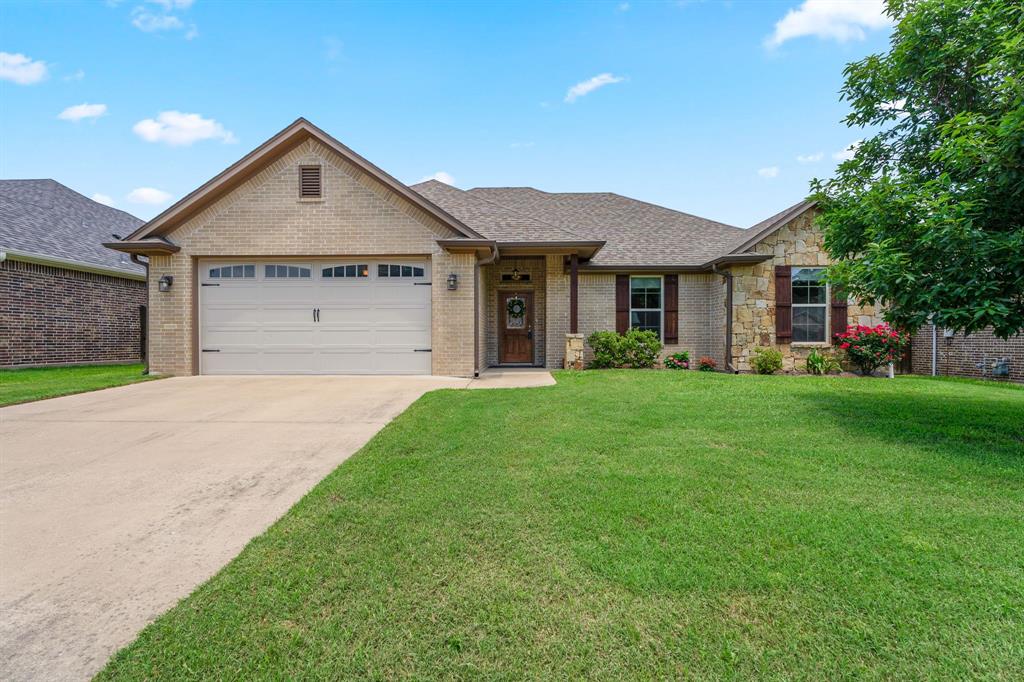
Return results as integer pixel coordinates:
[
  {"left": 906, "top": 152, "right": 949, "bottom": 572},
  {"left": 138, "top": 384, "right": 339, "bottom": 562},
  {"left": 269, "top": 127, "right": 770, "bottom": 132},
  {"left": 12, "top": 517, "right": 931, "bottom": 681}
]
[
  {"left": 0, "top": 363, "right": 154, "bottom": 406},
  {"left": 100, "top": 372, "right": 1023, "bottom": 680}
]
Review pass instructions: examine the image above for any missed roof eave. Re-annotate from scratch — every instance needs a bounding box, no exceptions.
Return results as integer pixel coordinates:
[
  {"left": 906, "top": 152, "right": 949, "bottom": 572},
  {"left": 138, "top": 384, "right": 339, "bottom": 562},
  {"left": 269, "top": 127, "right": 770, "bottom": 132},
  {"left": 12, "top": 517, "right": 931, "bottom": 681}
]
[
  {"left": 103, "top": 239, "right": 181, "bottom": 256},
  {"left": 730, "top": 200, "right": 818, "bottom": 254},
  {"left": 1, "top": 247, "right": 146, "bottom": 280},
  {"left": 496, "top": 240, "right": 605, "bottom": 258}
]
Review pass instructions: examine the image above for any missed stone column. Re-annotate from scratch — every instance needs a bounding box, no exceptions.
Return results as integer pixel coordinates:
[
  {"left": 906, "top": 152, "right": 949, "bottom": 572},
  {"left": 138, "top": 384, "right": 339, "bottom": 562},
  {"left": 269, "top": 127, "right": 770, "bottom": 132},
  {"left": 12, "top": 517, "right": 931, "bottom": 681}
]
[{"left": 564, "top": 333, "right": 584, "bottom": 369}]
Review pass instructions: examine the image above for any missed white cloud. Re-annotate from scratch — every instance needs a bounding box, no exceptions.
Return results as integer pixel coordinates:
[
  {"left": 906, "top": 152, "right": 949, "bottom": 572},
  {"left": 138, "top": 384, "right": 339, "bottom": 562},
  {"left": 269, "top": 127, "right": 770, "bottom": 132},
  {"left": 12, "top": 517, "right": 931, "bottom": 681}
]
[
  {"left": 0, "top": 52, "right": 48, "bottom": 85},
  {"left": 91, "top": 193, "right": 116, "bottom": 207},
  {"left": 564, "top": 73, "right": 625, "bottom": 103},
  {"left": 833, "top": 139, "right": 862, "bottom": 161},
  {"left": 126, "top": 187, "right": 172, "bottom": 205},
  {"left": 618, "top": 2, "right": 630, "bottom": 11},
  {"left": 796, "top": 152, "right": 824, "bottom": 163},
  {"left": 147, "top": 0, "right": 194, "bottom": 8},
  {"left": 58, "top": 103, "right": 108, "bottom": 122},
  {"left": 184, "top": 24, "right": 198, "bottom": 40},
  {"left": 757, "top": 166, "right": 780, "bottom": 178},
  {"left": 765, "top": 0, "right": 892, "bottom": 48},
  {"left": 417, "top": 171, "right": 455, "bottom": 185},
  {"left": 131, "top": 8, "right": 184, "bottom": 32},
  {"left": 63, "top": 69, "right": 85, "bottom": 81},
  {"left": 878, "top": 97, "right": 909, "bottom": 118},
  {"left": 133, "top": 111, "right": 237, "bottom": 146}
]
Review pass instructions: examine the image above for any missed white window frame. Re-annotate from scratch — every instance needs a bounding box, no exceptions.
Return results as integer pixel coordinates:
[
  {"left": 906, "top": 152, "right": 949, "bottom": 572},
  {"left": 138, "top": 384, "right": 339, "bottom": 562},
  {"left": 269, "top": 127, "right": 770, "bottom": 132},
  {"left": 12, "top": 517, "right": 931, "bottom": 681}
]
[
  {"left": 791, "top": 267, "right": 829, "bottom": 344},
  {"left": 629, "top": 275, "right": 663, "bottom": 340}
]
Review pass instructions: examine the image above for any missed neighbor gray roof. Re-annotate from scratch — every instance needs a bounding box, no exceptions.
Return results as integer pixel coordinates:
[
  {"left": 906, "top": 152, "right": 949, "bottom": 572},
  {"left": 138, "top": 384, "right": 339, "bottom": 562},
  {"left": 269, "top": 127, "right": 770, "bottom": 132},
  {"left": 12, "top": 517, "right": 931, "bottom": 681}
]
[
  {"left": 0, "top": 179, "right": 145, "bottom": 276},
  {"left": 413, "top": 184, "right": 747, "bottom": 267}
]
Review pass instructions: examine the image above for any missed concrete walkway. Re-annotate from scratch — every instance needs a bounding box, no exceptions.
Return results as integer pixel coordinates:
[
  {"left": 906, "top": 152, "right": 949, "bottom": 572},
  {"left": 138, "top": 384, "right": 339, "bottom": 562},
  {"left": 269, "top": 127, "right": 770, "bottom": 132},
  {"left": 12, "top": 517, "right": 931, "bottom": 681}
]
[{"left": 0, "top": 371, "right": 551, "bottom": 681}]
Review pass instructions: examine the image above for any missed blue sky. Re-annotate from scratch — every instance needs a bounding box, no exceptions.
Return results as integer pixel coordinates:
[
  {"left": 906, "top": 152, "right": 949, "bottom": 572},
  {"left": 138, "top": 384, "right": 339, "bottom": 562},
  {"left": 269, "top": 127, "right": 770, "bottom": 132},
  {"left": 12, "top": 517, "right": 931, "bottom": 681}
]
[{"left": 1, "top": 0, "right": 893, "bottom": 227}]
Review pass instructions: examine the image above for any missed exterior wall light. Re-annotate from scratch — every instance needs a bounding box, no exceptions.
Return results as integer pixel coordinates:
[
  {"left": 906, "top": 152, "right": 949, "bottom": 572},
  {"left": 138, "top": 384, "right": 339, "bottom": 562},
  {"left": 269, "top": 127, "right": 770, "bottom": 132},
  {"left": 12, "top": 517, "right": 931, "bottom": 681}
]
[
  {"left": 158, "top": 275, "right": 174, "bottom": 292},
  {"left": 447, "top": 273, "right": 458, "bottom": 290}
]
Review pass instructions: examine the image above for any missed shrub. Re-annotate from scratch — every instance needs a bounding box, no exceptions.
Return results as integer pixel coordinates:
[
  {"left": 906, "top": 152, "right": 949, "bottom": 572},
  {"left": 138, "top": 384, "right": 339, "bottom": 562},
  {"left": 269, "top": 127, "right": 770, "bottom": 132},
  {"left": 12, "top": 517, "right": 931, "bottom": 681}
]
[
  {"left": 587, "top": 329, "right": 662, "bottom": 369},
  {"left": 750, "top": 347, "right": 783, "bottom": 374},
  {"left": 835, "top": 324, "right": 908, "bottom": 376},
  {"left": 805, "top": 349, "right": 842, "bottom": 375},
  {"left": 665, "top": 351, "right": 690, "bottom": 370},
  {"left": 698, "top": 356, "right": 717, "bottom": 372}
]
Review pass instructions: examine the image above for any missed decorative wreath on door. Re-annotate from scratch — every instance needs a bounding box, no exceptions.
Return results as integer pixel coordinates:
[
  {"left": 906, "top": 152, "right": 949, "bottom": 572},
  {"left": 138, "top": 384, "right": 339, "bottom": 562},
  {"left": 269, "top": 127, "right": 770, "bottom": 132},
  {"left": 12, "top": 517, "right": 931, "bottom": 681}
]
[{"left": 506, "top": 297, "right": 526, "bottom": 319}]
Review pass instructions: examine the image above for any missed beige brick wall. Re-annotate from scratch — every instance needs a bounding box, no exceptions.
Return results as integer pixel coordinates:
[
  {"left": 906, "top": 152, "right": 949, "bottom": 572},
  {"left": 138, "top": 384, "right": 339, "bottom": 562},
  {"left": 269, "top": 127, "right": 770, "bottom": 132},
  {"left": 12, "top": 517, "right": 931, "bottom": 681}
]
[
  {"left": 147, "top": 138, "right": 476, "bottom": 377},
  {"left": 729, "top": 209, "right": 883, "bottom": 372},
  {"left": 544, "top": 258, "right": 721, "bottom": 368}
]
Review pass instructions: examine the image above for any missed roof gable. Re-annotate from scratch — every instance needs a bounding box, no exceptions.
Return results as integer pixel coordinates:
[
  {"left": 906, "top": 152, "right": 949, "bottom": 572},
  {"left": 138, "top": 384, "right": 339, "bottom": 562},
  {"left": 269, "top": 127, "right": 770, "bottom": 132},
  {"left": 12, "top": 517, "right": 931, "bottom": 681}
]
[
  {"left": 729, "top": 200, "right": 817, "bottom": 254},
  {"left": 124, "top": 119, "right": 483, "bottom": 242}
]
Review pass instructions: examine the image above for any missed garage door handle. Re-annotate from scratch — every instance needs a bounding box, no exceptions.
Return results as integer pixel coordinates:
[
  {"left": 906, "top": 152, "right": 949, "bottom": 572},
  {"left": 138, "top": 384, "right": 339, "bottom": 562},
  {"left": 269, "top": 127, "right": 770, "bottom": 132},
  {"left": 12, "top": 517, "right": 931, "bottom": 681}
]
[
  {"left": 414, "top": 348, "right": 432, "bottom": 352},
  {"left": 202, "top": 349, "right": 220, "bottom": 353}
]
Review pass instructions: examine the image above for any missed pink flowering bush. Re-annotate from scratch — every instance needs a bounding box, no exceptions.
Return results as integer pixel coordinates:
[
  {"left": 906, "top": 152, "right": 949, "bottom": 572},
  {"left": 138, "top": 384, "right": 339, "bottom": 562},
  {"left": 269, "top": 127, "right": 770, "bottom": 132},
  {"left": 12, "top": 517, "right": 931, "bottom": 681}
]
[
  {"left": 835, "top": 324, "right": 908, "bottom": 376},
  {"left": 665, "top": 351, "right": 690, "bottom": 370}
]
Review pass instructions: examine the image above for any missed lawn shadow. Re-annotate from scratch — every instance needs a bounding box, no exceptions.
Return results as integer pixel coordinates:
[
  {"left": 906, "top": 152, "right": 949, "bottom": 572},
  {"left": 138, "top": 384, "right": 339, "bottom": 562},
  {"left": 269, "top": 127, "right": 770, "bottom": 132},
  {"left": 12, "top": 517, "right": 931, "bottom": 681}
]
[{"left": 789, "top": 378, "right": 1024, "bottom": 469}]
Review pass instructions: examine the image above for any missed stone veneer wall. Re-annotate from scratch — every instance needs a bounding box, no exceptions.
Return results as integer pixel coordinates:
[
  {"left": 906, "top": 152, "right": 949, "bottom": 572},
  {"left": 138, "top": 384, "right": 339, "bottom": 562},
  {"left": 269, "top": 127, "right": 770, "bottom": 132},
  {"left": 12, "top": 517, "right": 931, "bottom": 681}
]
[
  {"left": 0, "top": 259, "right": 147, "bottom": 367},
  {"left": 910, "top": 325, "right": 1024, "bottom": 382},
  {"left": 728, "top": 209, "right": 882, "bottom": 372},
  {"left": 481, "top": 257, "right": 547, "bottom": 367},
  {"left": 146, "top": 138, "right": 476, "bottom": 377}
]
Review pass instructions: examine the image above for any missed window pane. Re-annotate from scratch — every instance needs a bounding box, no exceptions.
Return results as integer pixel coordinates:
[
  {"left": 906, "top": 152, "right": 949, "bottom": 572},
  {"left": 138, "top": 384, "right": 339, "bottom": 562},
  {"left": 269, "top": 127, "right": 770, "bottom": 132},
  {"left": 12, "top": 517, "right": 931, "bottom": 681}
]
[
  {"left": 209, "top": 268, "right": 220, "bottom": 278},
  {"left": 244, "top": 265, "right": 255, "bottom": 278},
  {"left": 793, "top": 306, "right": 826, "bottom": 342},
  {"left": 359, "top": 265, "right": 369, "bottom": 277},
  {"left": 390, "top": 264, "right": 401, "bottom": 277},
  {"left": 806, "top": 285, "right": 826, "bottom": 304},
  {"left": 265, "top": 265, "right": 276, "bottom": 278},
  {"left": 414, "top": 267, "right": 424, "bottom": 277},
  {"left": 400, "top": 265, "right": 411, "bottom": 277},
  {"left": 792, "top": 268, "right": 823, "bottom": 284},
  {"left": 299, "top": 268, "right": 310, "bottom": 278},
  {"left": 231, "top": 265, "right": 242, "bottom": 278},
  {"left": 630, "top": 311, "right": 660, "bottom": 333},
  {"left": 322, "top": 268, "right": 332, "bottom": 278},
  {"left": 378, "top": 264, "right": 388, "bottom": 277}
]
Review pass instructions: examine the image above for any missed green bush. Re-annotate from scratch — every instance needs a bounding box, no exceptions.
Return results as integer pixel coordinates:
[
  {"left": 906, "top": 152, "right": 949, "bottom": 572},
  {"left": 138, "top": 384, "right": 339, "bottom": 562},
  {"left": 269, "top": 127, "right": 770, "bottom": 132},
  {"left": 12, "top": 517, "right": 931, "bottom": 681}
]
[
  {"left": 805, "top": 349, "right": 842, "bottom": 375},
  {"left": 750, "top": 347, "right": 783, "bottom": 374},
  {"left": 665, "top": 351, "right": 690, "bottom": 370},
  {"left": 698, "top": 356, "right": 717, "bottom": 371},
  {"left": 587, "top": 329, "right": 662, "bottom": 369}
]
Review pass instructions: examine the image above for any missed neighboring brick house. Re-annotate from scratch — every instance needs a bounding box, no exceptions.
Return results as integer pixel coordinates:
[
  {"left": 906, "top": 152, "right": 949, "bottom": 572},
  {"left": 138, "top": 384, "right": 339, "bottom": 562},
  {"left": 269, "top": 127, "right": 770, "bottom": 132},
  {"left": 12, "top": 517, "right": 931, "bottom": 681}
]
[
  {"left": 0, "top": 180, "right": 147, "bottom": 367},
  {"left": 910, "top": 326, "right": 1023, "bottom": 382},
  {"left": 108, "top": 118, "right": 888, "bottom": 378}
]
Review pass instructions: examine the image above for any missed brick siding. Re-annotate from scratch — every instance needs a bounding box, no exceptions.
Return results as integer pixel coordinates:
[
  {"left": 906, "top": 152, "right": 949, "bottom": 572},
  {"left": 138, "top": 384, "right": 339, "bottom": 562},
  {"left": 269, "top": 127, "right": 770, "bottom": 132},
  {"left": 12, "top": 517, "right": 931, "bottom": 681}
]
[
  {"left": 147, "top": 139, "right": 475, "bottom": 377},
  {"left": 0, "top": 259, "right": 146, "bottom": 367},
  {"left": 911, "top": 325, "right": 1024, "bottom": 382}
]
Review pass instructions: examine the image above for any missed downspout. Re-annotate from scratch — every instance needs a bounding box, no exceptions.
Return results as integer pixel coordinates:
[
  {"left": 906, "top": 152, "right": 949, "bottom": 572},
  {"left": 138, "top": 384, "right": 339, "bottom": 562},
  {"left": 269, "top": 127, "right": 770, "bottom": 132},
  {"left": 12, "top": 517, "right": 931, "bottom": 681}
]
[
  {"left": 473, "top": 244, "right": 499, "bottom": 377},
  {"left": 711, "top": 263, "right": 737, "bottom": 373},
  {"left": 131, "top": 254, "right": 151, "bottom": 375},
  {"left": 931, "top": 321, "right": 937, "bottom": 377}
]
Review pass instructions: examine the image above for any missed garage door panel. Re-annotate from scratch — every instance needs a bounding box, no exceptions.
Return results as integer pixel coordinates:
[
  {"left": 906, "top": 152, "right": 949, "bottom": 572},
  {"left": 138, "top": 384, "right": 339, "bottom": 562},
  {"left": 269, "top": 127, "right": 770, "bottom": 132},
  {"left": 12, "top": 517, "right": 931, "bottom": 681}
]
[{"left": 201, "top": 260, "right": 431, "bottom": 375}]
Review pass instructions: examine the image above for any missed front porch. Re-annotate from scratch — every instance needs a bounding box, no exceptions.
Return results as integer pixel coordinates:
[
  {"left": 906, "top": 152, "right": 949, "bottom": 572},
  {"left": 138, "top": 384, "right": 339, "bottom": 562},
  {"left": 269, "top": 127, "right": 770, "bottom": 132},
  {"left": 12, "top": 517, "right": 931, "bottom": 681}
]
[{"left": 477, "top": 253, "right": 585, "bottom": 372}]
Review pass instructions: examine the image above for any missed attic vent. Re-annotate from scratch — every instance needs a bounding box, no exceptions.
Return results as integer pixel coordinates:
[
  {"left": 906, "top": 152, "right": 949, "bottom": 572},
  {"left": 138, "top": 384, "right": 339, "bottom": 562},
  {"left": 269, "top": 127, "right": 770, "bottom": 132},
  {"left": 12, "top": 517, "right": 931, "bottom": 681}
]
[{"left": 299, "top": 165, "right": 322, "bottom": 198}]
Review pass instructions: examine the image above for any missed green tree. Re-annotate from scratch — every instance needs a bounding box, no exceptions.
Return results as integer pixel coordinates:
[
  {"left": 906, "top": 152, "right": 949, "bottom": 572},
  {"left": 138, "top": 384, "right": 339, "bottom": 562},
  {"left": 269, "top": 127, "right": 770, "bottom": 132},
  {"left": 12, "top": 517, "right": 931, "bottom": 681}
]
[{"left": 812, "top": 0, "right": 1024, "bottom": 338}]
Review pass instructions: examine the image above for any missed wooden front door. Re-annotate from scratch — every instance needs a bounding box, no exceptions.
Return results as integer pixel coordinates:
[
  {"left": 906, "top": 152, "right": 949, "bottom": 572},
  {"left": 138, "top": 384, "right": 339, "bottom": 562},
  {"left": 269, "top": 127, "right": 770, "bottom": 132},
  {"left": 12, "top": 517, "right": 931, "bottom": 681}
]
[{"left": 499, "top": 291, "right": 534, "bottom": 364}]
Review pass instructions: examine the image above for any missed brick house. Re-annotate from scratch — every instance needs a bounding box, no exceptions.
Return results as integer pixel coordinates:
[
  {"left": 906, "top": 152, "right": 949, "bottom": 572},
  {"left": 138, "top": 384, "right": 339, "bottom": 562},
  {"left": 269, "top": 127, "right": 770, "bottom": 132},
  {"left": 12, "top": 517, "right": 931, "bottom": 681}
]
[
  {"left": 1, "top": 180, "right": 147, "bottom": 367},
  {"left": 108, "top": 118, "right": 887, "bottom": 377}
]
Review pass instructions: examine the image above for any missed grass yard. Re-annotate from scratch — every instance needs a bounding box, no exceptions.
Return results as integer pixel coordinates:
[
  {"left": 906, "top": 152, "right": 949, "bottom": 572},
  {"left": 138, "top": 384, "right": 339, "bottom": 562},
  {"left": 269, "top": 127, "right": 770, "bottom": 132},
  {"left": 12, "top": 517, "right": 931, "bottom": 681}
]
[
  {"left": 0, "top": 363, "right": 154, "bottom": 406},
  {"left": 100, "top": 372, "right": 1023, "bottom": 680}
]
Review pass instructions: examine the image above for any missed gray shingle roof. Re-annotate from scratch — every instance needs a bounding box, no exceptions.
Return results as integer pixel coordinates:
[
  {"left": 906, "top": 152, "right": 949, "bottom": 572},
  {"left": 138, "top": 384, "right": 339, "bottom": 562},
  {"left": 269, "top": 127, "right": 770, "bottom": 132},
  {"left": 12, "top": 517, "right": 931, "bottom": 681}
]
[
  {"left": 410, "top": 180, "right": 587, "bottom": 243},
  {"left": 462, "top": 187, "right": 745, "bottom": 266},
  {"left": 0, "top": 179, "right": 144, "bottom": 276}
]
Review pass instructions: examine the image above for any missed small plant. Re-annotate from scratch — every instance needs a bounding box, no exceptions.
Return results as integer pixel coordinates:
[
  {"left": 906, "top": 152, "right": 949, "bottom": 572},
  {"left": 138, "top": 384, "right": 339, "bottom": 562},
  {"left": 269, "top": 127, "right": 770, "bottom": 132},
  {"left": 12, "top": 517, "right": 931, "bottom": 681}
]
[
  {"left": 750, "top": 347, "right": 783, "bottom": 374},
  {"left": 835, "top": 324, "right": 908, "bottom": 376},
  {"left": 698, "top": 356, "right": 717, "bottom": 372},
  {"left": 665, "top": 351, "right": 690, "bottom": 370},
  {"left": 805, "top": 349, "right": 842, "bottom": 375},
  {"left": 587, "top": 329, "right": 663, "bottom": 369}
]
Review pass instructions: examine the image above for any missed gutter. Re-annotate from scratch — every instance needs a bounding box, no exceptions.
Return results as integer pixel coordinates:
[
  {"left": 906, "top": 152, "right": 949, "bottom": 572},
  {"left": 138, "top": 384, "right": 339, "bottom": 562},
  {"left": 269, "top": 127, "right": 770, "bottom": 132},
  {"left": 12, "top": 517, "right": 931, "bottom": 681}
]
[
  {"left": 711, "top": 263, "right": 738, "bottom": 373},
  {"left": 0, "top": 247, "right": 146, "bottom": 281}
]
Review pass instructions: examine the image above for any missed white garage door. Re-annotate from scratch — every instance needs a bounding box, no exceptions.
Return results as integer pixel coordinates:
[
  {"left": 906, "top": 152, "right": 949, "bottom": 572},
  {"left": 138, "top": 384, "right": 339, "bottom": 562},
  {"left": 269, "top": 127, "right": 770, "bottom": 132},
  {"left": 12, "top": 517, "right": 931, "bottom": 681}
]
[{"left": 199, "top": 260, "right": 431, "bottom": 375}]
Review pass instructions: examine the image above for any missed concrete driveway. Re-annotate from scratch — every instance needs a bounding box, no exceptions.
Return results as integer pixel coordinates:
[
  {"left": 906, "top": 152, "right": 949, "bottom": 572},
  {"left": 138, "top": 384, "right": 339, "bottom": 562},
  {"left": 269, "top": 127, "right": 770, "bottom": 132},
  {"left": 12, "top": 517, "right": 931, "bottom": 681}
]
[{"left": 0, "top": 374, "right": 479, "bottom": 681}]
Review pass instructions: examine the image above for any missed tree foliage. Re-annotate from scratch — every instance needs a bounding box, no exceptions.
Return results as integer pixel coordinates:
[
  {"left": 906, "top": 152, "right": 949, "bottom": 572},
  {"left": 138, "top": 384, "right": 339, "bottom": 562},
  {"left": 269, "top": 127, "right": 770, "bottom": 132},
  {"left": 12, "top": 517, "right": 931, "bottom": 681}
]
[{"left": 812, "top": 0, "right": 1024, "bottom": 338}]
